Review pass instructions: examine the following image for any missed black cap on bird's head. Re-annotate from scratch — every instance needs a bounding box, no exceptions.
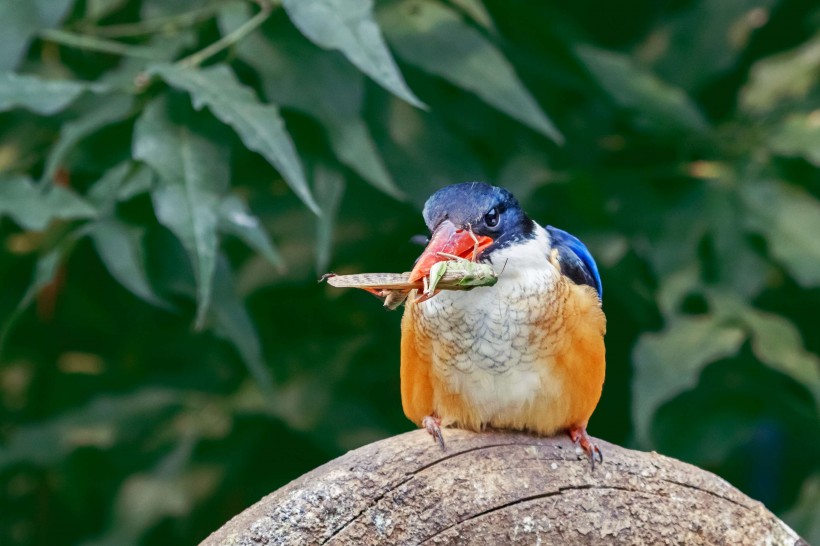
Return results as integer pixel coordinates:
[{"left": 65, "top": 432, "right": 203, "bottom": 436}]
[{"left": 410, "top": 182, "right": 534, "bottom": 281}]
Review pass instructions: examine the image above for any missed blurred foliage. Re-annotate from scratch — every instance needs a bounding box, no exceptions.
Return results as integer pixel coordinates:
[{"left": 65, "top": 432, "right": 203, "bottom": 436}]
[{"left": 0, "top": 0, "right": 819, "bottom": 544}]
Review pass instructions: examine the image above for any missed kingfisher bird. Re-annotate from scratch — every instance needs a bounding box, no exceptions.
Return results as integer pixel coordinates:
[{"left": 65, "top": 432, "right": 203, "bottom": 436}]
[{"left": 401, "top": 182, "right": 606, "bottom": 465}]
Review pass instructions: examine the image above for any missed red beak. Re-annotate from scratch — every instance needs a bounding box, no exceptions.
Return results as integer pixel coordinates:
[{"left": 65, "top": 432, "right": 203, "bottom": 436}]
[{"left": 409, "top": 220, "right": 493, "bottom": 282}]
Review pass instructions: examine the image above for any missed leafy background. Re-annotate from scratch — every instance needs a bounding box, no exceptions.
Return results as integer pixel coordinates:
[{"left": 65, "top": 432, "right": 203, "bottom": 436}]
[{"left": 1, "top": 0, "right": 819, "bottom": 543}]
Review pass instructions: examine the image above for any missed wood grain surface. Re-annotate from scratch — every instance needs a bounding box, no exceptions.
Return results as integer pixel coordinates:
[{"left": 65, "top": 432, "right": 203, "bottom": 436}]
[{"left": 200, "top": 429, "right": 806, "bottom": 545}]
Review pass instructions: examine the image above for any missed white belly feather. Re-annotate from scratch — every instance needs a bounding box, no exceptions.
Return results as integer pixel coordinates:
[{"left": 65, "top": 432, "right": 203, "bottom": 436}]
[{"left": 414, "top": 228, "right": 567, "bottom": 423}]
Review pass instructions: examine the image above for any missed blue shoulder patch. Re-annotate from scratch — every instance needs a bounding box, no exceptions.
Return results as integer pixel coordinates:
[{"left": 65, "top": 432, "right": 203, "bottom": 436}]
[{"left": 546, "top": 226, "right": 602, "bottom": 299}]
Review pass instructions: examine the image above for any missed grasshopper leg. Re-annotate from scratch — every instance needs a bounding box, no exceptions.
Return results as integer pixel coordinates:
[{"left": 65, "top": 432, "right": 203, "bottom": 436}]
[{"left": 466, "top": 226, "right": 480, "bottom": 261}]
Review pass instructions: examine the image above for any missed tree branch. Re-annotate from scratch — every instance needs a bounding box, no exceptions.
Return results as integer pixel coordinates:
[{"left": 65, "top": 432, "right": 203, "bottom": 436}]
[
  {"left": 177, "top": 0, "right": 274, "bottom": 68},
  {"left": 199, "top": 429, "right": 807, "bottom": 545},
  {"left": 78, "top": 3, "right": 231, "bottom": 38}
]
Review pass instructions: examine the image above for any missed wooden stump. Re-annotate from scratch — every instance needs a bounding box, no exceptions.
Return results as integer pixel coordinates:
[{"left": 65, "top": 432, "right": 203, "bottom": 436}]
[{"left": 200, "top": 429, "right": 806, "bottom": 545}]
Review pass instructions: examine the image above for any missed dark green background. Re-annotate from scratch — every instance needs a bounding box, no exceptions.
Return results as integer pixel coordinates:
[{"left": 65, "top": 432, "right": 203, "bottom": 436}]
[{"left": 1, "top": 0, "right": 818, "bottom": 544}]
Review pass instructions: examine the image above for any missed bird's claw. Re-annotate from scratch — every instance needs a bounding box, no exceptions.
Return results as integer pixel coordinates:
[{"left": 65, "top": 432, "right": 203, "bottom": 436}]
[
  {"left": 588, "top": 444, "right": 603, "bottom": 468},
  {"left": 422, "top": 415, "right": 446, "bottom": 451},
  {"left": 568, "top": 426, "right": 603, "bottom": 470}
]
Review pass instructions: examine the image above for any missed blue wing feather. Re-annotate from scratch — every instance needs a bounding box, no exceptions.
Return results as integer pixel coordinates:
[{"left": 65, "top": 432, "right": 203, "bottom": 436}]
[{"left": 546, "top": 226, "right": 602, "bottom": 299}]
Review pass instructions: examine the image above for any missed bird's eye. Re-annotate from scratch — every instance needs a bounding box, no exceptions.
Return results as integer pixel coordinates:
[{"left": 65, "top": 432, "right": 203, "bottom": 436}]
[{"left": 484, "top": 207, "right": 500, "bottom": 228}]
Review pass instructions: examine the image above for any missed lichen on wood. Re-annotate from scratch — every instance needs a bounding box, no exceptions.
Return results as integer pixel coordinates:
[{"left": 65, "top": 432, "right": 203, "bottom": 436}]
[{"left": 200, "top": 429, "right": 806, "bottom": 545}]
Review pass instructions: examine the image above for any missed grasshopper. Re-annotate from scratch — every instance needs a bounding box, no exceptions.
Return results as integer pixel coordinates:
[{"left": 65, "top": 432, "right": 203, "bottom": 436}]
[
  {"left": 424, "top": 253, "right": 498, "bottom": 297},
  {"left": 420, "top": 224, "right": 496, "bottom": 299},
  {"left": 322, "top": 226, "right": 498, "bottom": 308}
]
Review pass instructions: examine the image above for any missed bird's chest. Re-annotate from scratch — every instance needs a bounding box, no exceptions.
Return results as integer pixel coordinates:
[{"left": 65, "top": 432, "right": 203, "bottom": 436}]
[{"left": 412, "top": 267, "right": 568, "bottom": 412}]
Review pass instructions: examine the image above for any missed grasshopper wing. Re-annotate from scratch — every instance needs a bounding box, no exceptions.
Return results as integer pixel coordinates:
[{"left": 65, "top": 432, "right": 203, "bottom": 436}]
[{"left": 323, "top": 272, "right": 420, "bottom": 291}]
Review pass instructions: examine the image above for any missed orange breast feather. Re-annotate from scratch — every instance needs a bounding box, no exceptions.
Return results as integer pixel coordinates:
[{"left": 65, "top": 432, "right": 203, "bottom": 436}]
[
  {"left": 400, "top": 281, "right": 606, "bottom": 434},
  {"left": 551, "top": 283, "right": 606, "bottom": 431},
  {"left": 400, "top": 298, "right": 434, "bottom": 426}
]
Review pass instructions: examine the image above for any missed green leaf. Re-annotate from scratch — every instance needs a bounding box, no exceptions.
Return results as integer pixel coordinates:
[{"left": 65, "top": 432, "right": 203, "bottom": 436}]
[
  {"left": 150, "top": 63, "right": 319, "bottom": 214},
  {"left": 90, "top": 219, "right": 172, "bottom": 309},
  {"left": 767, "top": 112, "right": 820, "bottom": 166},
  {"left": 0, "top": 227, "right": 86, "bottom": 361},
  {"left": 648, "top": 0, "right": 777, "bottom": 91},
  {"left": 632, "top": 315, "right": 745, "bottom": 446},
  {"left": 81, "top": 472, "right": 189, "bottom": 546},
  {"left": 333, "top": 120, "right": 405, "bottom": 199},
  {"left": 379, "top": 98, "right": 486, "bottom": 207},
  {"left": 576, "top": 45, "right": 709, "bottom": 134},
  {"left": 117, "top": 164, "right": 155, "bottom": 200},
  {"left": 152, "top": 178, "right": 218, "bottom": 328},
  {"left": 448, "top": 0, "right": 497, "bottom": 32},
  {"left": 80, "top": 440, "right": 213, "bottom": 546},
  {"left": 87, "top": 161, "right": 132, "bottom": 212},
  {"left": 218, "top": 194, "right": 284, "bottom": 271},
  {"left": 497, "top": 148, "right": 560, "bottom": 204},
  {"left": 85, "top": 0, "right": 129, "bottom": 20},
  {"left": 19, "top": 247, "right": 63, "bottom": 314},
  {"left": 647, "top": 198, "right": 710, "bottom": 279},
  {"left": 141, "top": 0, "right": 210, "bottom": 19},
  {"left": 314, "top": 162, "right": 346, "bottom": 273},
  {"left": 379, "top": 0, "right": 563, "bottom": 144},
  {"left": 281, "top": 0, "right": 424, "bottom": 109},
  {"left": 45, "top": 161, "right": 164, "bottom": 309},
  {"left": 218, "top": 4, "right": 404, "bottom": 200},
  {"left": 41, "top": 93, "right": 134, "bottom": 183},
  {"left": 783, "top": 472, "right": 820, "bottom": 546},
  {"left": 714, "top": 296, "right": 820, "bottom": 407},
  {"left": 0, "top": 174, "right": 97, "bottom": 231},
  {"left": 746, "top": 311, "right": 820, "bottom": 406},
  {"left": 101, "top": 31, "right": 199, "bottom": 89},
  {"left": 38, "top": 29, "right": 162, "bottom": 60},
  {"left": 653, "top": 264, "right": 701, "bottom": 320},
  {"left": 741, "top": 179, "right": 820, "bottom": 287},
  {"left": 87, "top": 162, "right": 155, "bottom": 215},
  {"left": 0, "top": 72, "right": 108, "bottom": 115},
  {"left": 0, "top": 0, "right": 74, "bottom": 71},
  {"left": 0, "top": 246, "right": 63, "bottom": 356},
  {"left": 0, "top": 389, "right": 179, "bottom": 469},
  {"left": 210, "top": 256, "right": 273, "bottom": 396},
  {"left": 740, "top": 32, "right": 820, "bottom": 114},
  {"left": 706, "top": 186, "right": 769, "bottom": 297},
  {"left": 134, "top": 96, "right": 227, "bottom": 328}
]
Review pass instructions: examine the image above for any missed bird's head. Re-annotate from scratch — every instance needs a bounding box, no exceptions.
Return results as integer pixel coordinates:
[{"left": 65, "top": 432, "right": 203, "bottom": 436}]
[{"left": 409, "top": 182, "right": 534, "bottom": 282}]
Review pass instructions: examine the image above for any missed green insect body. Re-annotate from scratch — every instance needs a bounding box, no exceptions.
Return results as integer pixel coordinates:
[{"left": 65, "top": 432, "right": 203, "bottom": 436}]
[
  {"left": 323, "top": 251, "right": 498, "bottom": 310},
  {"left": 425, "top": 254, "right": 497, "bottom": 295}
]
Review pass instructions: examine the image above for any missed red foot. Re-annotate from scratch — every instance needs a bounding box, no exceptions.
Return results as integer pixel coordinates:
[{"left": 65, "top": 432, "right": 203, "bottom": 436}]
[
  {"left": 568, "top": 426, "right": 603, "bottom": 469},
  {"left": 422, "top": 415, "right": 446, "bottom": 450}
]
